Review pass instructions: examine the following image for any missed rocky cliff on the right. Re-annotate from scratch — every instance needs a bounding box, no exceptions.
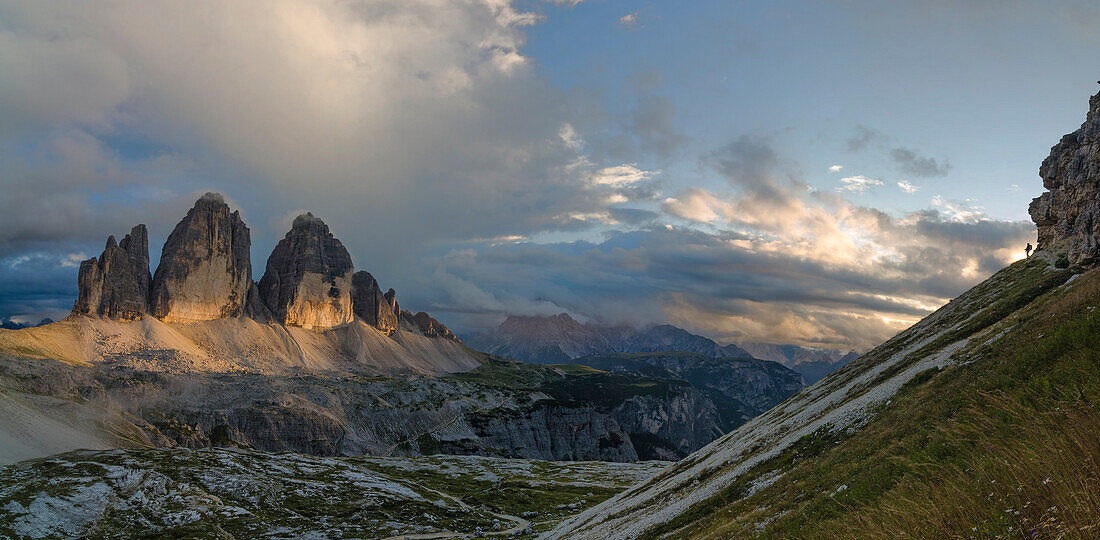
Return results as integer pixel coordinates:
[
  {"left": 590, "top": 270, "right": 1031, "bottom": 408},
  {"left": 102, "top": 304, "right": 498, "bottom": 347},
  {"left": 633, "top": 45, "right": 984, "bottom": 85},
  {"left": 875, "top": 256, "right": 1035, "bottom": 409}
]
[{"left": 1030, "top": 88, "right": 1100, "bottom": 264}]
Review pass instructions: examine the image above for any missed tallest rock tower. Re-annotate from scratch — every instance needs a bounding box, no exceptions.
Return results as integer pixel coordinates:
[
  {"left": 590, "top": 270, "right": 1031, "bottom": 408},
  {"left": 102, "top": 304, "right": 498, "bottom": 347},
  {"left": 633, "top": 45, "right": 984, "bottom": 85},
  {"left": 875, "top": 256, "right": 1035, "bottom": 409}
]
[{"left": 150, "top": 193, "right": 253, "bottom": 322}]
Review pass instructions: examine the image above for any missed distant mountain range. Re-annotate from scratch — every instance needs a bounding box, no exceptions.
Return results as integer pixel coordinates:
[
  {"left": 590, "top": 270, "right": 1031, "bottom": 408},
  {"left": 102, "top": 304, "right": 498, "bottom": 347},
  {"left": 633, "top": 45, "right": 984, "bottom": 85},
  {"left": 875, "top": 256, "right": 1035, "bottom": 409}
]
[
  {"left": 574, "top": 352, "right": 805, "bottom": 432},
  {"left": 464, "top": 313, "right": 857, "bottom": 383},
  {"left": 0, "top": 318, "right": 53, "bottom": 330},
  {"left": 738, "top": 342, "right": 860, "bottom": 383}
]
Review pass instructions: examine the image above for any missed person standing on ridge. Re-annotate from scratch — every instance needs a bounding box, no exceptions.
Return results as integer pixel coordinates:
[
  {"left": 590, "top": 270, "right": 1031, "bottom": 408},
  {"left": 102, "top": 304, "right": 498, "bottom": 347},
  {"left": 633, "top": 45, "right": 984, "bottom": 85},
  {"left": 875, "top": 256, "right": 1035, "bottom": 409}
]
[{"left": 1025, "top": 243, "right": 1033, "bottom": 258}]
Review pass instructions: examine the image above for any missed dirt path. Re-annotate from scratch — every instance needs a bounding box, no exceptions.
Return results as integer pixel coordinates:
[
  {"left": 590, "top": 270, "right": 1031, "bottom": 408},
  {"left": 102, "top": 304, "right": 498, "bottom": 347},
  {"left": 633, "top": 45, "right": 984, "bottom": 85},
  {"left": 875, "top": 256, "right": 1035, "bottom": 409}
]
[{"left": 378, "top": 480, "right": 530, "bottom": 539}]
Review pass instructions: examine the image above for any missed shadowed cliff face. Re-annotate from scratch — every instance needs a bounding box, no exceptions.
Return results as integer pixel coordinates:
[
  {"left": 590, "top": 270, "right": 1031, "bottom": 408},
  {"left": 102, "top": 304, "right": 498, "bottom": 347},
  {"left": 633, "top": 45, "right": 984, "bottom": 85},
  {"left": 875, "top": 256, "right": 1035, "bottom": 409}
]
[
  {"left": 150, "top": 193, "right": 253, "bottom": 322},
  {"left": 259, "top": 212, "right": 355, "bottom": 330},
  {"left": 1030, "top": 89, "right": 1100, "bottom": 265},
  {"left": 72, "top": 225, "right": 150, "bottom": 320},
  {"left": 351, "top": 271, "right": 399, "bottom": 334}
]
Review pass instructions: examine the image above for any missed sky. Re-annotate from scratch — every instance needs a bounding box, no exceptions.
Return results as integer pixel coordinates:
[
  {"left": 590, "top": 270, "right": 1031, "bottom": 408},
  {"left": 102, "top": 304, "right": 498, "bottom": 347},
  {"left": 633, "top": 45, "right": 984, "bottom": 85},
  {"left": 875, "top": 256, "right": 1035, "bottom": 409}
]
[{"left": 1, "top": 0, "right": 1099, "bottom": 349}]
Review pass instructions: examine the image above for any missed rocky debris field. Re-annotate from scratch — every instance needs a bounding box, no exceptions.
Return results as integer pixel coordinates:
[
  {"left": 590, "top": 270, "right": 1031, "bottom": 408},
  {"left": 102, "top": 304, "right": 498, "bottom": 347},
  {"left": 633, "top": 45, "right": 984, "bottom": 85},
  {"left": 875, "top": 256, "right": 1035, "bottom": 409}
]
[{"left": 0, "top": 447, "right": 666, "bottom": 539}]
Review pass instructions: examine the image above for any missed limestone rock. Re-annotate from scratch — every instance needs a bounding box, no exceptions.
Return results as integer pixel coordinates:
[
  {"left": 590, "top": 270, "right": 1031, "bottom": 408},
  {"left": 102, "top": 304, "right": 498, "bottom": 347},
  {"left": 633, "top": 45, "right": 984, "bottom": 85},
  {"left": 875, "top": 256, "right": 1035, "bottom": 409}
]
[
  {"left": 1030, "top": 88, "right": 1100, "bottom": 264},
  {"left": 384, "top": 288, "right": 399, "bottom": 316},
  {"left": 403, "top": 310, "right": 459, "bottom": 341},
  {"left": 259, "top": 213, "right": 354, "bottom": 330},
  {"left": 150, "top": 193, "right": 252, "bottom": 322},
  {"left": 351, "top": 271, "right": 399, "bottom": 334},
  {"left": 72, "top": 225, "right": 151, "bottom": 320},
  {"left": 244, "top": 282, "right": 273, "bottom": 323}
]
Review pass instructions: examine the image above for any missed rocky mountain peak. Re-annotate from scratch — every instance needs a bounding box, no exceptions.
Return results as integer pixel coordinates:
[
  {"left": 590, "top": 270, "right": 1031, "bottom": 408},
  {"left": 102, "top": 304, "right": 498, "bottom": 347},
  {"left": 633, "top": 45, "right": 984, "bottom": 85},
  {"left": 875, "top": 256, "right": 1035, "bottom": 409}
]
[
  {"left": 258, "top": 213, "right": 355, "bottom": 330},
  {"left": 403, "top": 310, "right": 459, "bottom": 341},
  {"left": 150, "top": 193, "right": 253, "bottom": 322},
  {"left": 1029, "top": 88, "right": 1100, "bottom": 264},
  {"left": 72, "top": 224, "right": 152, "bottom": 320}
]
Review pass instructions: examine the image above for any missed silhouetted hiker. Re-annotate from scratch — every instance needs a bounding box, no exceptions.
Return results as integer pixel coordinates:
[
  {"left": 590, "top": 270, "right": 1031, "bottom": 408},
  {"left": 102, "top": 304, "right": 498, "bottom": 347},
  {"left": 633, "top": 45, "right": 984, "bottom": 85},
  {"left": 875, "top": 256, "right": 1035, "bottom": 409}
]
[{"left": 1026, "top": 243, "right": 1033, "bottom": 258}]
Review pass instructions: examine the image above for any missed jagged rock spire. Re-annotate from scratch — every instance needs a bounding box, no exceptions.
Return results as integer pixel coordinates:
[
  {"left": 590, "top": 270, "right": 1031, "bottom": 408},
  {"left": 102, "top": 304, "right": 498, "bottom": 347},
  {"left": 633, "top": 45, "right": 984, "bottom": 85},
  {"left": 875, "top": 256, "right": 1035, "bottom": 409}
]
[
  {"left": 258, "top": 213, "right": 354, "bottom": 330},
  {"left": 351, "top": 271, "right": 399, "bottom": 335},
  {"left": 1030, "top": 88, "right": 1100, "bottom": 265},
  {"left": 150, "top": 193, "right": 252, "bottom": 322},
  {"left": 72, "top": 225, "right": 151, "bottom": 320}
]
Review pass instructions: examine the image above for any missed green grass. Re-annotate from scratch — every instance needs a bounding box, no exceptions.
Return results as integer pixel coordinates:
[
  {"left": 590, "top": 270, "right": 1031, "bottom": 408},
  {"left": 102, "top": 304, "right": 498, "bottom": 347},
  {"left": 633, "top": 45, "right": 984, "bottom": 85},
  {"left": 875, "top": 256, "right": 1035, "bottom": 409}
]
[
  {"left": 447, "top": 357, "right": 687, "bottom": 408},
  {"left": 648, "top": 261, "right": 1100, "bottom": 538}
]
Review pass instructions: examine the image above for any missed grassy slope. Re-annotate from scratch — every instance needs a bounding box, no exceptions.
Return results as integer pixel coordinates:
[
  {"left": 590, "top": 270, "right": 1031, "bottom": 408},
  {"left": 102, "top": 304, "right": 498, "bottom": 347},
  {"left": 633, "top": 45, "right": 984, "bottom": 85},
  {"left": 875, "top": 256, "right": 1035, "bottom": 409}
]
[{"left": 653, "top": 258, "right": 1100, "bottom": 538}]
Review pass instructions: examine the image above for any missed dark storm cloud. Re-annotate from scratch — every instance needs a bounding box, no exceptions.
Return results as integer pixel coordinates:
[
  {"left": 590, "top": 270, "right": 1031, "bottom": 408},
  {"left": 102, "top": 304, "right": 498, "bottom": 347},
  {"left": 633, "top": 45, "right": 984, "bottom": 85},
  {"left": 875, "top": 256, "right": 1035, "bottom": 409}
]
[
  {"left": 0, "top": 249, "right": 84, "bottom": 322},
  {"left": 432, "top": 203, "right": 1034, "bottom": 349},
  {"left": 0, "top": 0, "right": 661, "bottom": 322}
]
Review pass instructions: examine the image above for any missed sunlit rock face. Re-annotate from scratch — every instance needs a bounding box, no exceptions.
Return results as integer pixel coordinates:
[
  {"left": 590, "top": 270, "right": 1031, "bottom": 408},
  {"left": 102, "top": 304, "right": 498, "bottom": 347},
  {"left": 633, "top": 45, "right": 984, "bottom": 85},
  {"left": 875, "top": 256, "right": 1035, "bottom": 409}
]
[
  {"left": 72, "top": 225, "right": 151, "bottom": 320},
  {"left": 1030, "top": 89, "right": 1100, "bottom": 264},
  {"left": 351, "top": 271, "right": 399, "bottom": 334},
  {"left": 259, "top": 213, "right": 354, "bottom": 330},
  {"left": 150, "top": 193, "right": 253, "bottom": 322}
]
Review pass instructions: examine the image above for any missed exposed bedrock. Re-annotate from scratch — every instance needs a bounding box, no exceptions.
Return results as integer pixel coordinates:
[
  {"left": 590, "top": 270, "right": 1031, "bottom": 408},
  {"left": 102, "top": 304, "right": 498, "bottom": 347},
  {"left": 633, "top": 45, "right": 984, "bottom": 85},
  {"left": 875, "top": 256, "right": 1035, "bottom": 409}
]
[
  {"left": 150, "top": 193, "right": 253, "bottom": 322},
  {"left": 351, "top": 271, "right": 399, "bottom": 334},
  {"left": 1030, "top": 88, "right": 1100, "bottom": 264},
  {"left": 72, "top": 225, "right": 151, "bottom": 320},
  {"left": 259, "top": 213, "right": 354, "bottom": 330}
]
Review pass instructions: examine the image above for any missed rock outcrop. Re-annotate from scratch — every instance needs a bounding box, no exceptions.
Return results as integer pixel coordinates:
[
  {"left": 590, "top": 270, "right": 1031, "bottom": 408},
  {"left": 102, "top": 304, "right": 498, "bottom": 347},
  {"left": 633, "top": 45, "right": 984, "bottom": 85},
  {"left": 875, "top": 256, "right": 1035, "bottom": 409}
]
[
  {"left": 72, "top": 225, "right": 151, "bottom": 320},
  {"left": 351, "top": 271, "right": 399, "bottom": 334},
  {"left": 404, "top": 310, "right": 459, "bottom": 341},
  {"left": 150, "top": 193, "right": 253, "bottom": 322},
  {"left": 62, "top": 193, "right": 458, "bottom": 340},
  {"left": 1030, "top": 88, "right": 1100, "bottom": 264},
  {"left": 259, "top": 213, "right": 354, "bottom": 330}
]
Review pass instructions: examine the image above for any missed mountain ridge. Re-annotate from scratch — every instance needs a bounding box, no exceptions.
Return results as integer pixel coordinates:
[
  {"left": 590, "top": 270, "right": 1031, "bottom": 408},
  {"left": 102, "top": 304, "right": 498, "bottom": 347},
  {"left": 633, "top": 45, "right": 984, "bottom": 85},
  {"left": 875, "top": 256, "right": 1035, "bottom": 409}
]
[{"left": 466, "top": 313, "right": 855, "bottom": 382}]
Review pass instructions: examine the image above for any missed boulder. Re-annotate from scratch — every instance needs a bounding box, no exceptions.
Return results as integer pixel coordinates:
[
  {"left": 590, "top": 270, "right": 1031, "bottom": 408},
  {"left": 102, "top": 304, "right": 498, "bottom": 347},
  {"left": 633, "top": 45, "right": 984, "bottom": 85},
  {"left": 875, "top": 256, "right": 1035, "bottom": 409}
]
[
  {"left": 258, "top": 213, "right": 354, "bottom": 330},
  {"left": 351, "top": 271, "right": 399, "bottom": 334},
  {"left": 72, "top": 225, "right": 151, "bottom": 320},
  {"left": 1030, "top": 88, "right": 1100, "bottom": 264},
  {"left": 150, "top": 193, "right": 253, "bottom": 322}
]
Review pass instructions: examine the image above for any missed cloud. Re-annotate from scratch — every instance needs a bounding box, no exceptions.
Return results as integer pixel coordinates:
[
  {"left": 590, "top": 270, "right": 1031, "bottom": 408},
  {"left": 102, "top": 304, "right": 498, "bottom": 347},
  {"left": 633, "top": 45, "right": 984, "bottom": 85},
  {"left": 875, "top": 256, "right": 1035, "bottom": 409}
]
[
  {"left": 837, "top": 175, "right": 885, "bottom": 192},
  {"left": 0, "top": 0, "right": 651, "bottom": 317},
  {"left": 846, "top": 125, "right": 883, "bottom": 151},
  {"left": 559, "top": 123, "right": 584, "bottom": 150},
  {"left": 619, "top": 12, "right": 639, "bottom": 29},
  {"left": 428, "top": 136, "right": 1034, "bottom": 349},
  {"left": 589, "top": 164, "right": 655, "bottom": 187},
  {"left": 890, "top": 147, "right": 951, "bottom": 177},
  {"left": 828, "top": 165, "right": 843, "bottom": 173},
  {"left": 897, "top": 180, "right": 921, "bottom": 193},
  {"left": 931, "top": 195, "right": 987, "bottom": 223},
  {"left": 434, "top": 203, "right": 1033, "bottom": 349},
  {"left": 846, "top": 125, "right": 950, "bottom": 178},
  {"left": 629, "top": 95, "right": 687, "bottom": 158}
]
